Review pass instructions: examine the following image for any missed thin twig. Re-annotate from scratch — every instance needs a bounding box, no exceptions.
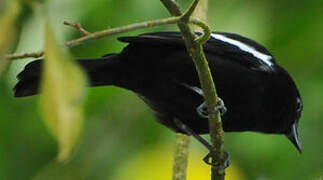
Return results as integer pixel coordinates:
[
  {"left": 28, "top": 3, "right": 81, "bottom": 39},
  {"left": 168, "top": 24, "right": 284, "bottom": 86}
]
[
  {"left": 5, "top": 51, "right": 44, "bottom": 60},
  {"left": 182, "top": 0, "right": 200, "bottom": 21},
  {"left": 161, "top": 0, "right": 227, "bottom": 180},
  {"left": 63, "top": 21, "right": 91, "bottom": 36},
  {"left": 64, "top": 16, "right": 181, "bottom": 47},
  {"left": 6, "top": 15, "right": 209, "bottom": 61},
  {"left": 6, "top": 16, "right": 182, "bottom": 60}
]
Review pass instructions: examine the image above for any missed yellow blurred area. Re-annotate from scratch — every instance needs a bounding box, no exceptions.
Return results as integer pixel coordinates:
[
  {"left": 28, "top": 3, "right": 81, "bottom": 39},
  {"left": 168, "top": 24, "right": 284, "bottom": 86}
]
[
  {"left": 0, "top": 0, "right": 20, "bottom": 75},
  {"left": 113, "top": 143, "right": 245, "bottom": 180}
]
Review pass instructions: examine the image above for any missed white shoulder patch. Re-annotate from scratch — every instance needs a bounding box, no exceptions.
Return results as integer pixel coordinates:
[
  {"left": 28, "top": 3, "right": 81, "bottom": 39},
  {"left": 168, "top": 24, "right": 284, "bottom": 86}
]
[{"left": 211, "top": 33, "right": 273, "bottom": 66}]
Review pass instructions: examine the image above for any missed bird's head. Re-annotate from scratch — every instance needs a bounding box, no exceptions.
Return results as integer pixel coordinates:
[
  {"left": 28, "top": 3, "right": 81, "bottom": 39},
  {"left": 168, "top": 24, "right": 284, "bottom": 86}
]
[{"left": 273, "top": 66, "right": 303, "bottom": 153}]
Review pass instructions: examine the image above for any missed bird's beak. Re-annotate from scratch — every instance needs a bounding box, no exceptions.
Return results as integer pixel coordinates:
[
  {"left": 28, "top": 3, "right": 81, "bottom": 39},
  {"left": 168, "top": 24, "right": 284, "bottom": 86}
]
[{"left": 285, "top": 122, "right": 302, "bottom": 153}]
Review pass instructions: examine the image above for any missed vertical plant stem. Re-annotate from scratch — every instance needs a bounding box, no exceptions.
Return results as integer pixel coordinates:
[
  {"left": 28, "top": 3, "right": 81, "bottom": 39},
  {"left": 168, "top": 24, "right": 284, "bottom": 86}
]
[
  {"left": 161, "top": 0, "right": 226, "bottom": 180},
  {"left": 172, "top": 134, "right": 191, "bottom": 180},
  {"left": 194, "top": 2, "right": 226, "bottom": 180},
  {"left": 194, "top": 1, "right": 227, "bottom": 179}
]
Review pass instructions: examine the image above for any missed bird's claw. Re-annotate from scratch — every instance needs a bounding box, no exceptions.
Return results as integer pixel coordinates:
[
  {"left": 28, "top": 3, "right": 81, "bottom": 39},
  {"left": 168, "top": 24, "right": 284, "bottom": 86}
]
[
  {"left": 203, "top": 151, "right": 230, "bottom": 169},
  {"left": 197, "top": 97, "right": 227, "bottom": 118}
]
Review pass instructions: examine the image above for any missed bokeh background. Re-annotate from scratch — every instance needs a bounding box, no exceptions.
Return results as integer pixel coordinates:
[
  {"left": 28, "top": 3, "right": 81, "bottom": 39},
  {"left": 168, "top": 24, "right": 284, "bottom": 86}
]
[{"left": 1, "top": 0, "right": 323, "bottom": 179}]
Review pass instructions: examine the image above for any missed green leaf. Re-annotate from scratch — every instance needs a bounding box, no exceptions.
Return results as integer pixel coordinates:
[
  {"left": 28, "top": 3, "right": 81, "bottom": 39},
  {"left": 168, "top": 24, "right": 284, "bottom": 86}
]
[
  {"left": 0, "top": 0, "right": 21, "bottom": 76},
  {"left": 40, "top": 22, "right": 88, "bottom": 162}
]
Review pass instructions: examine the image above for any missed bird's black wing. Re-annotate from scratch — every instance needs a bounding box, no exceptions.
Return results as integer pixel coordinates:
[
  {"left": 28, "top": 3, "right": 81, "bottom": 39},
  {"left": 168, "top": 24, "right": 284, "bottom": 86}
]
[
  {"left": 118, "top": 31, "right": 276, "bottom": 71},
  {"left": 118, "top": 32, "right": 278, "bottom": 133}
]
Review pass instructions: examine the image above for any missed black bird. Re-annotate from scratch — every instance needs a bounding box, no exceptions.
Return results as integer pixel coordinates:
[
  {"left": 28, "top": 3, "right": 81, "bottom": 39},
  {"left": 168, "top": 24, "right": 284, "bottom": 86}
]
[{"left": 14, "top": 31, "right": 303, "bottom": 153}]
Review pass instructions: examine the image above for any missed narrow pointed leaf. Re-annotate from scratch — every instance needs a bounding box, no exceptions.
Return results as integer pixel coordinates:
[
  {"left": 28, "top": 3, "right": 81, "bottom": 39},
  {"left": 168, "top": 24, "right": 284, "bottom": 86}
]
[
  {"left": 40, "top": 22, "right": 87, "bottom": 161},
  {"left": 0, "top": 0, "right": 21, "bottom": 76}
]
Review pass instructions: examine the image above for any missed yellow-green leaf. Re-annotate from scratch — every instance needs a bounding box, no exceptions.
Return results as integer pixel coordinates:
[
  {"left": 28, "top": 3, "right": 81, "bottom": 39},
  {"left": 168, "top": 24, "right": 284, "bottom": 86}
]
[
  {"left": 0, "top": 0, "right": 21, "bottom": 76},
  {"left": 40, "top": 22, "right": 87, "bottom": 162}
]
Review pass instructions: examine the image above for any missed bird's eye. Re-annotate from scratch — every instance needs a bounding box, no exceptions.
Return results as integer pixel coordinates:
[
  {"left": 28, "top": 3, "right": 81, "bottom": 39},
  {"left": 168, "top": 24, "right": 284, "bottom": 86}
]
[{"left": 296, "top": 98, "right": 303, "bottom": 112}]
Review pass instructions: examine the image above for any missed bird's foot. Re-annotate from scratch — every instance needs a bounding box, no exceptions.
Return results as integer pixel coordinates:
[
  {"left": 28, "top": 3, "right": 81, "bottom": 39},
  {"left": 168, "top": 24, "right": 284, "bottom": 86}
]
[
  {"left": 203, "top": 151, "right": 230, "bottom": 169},
  {"left": 197, "top": 97, "right": 227, "bottom": 118},
  {"left": 173, "top": 118, "right": 229, "bottom": 169}
]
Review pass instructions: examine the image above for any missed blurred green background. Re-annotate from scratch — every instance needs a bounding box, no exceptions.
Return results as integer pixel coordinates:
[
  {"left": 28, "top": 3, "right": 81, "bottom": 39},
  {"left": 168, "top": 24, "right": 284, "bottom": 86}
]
[{"left": 1, "top": 0, "right": 323, "bottom": 179}]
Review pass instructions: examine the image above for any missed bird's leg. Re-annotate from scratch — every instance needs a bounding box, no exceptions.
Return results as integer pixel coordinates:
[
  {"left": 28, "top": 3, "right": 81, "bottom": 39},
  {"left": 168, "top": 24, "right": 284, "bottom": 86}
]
[
  {"left": 196, "top": 97, "right": 227, "bottom": 118},
  {"left": 173, "top": 118, "right": 212, "bottom": 150},
  {"left": 173, "top": 118, "right": 230, "bottom": 168}
]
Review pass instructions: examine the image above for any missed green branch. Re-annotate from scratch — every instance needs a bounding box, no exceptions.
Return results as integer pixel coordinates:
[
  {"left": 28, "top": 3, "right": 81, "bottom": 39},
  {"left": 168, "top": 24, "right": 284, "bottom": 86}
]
[
  {"left": 6, "top": 15, "right": 209, "bottom": 61},
  {"left": 64, "top": 16, "right": 181, "bottom": 47},
  {"left": 6, "top": 16, "right": 180, "bottom": 60},
  {"left": 161, "top": 0, "right": 227, "bottom": 180}
]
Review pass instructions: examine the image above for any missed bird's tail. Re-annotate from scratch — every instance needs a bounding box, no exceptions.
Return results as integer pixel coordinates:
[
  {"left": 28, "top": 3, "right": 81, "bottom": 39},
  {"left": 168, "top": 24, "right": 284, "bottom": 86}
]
[{"left": 14, "top": 54, "right": 122, "bottom": 97}]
